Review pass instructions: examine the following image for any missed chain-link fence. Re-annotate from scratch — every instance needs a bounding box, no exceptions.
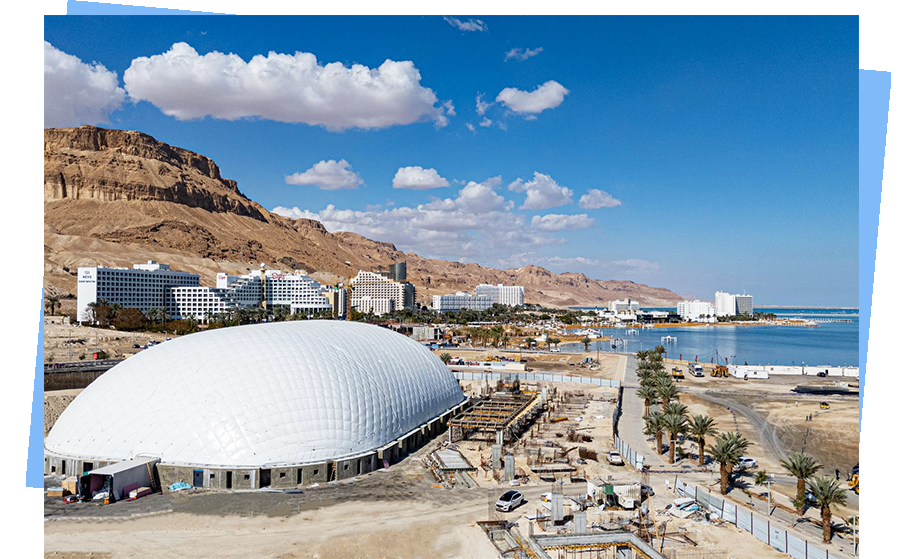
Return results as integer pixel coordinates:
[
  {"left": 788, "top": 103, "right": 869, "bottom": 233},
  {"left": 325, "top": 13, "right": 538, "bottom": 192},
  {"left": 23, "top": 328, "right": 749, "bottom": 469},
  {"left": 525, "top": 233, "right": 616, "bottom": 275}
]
[{"left": 675, "top": 479, "right": 847, "bottom": 559}]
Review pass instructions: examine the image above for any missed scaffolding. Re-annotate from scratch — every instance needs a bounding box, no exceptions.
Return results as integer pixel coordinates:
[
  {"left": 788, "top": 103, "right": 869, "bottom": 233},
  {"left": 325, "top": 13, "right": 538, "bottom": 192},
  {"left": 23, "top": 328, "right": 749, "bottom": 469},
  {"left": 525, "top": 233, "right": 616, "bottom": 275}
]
[{"left": 449, "top": 393, "right": 542, "bottom": 443}]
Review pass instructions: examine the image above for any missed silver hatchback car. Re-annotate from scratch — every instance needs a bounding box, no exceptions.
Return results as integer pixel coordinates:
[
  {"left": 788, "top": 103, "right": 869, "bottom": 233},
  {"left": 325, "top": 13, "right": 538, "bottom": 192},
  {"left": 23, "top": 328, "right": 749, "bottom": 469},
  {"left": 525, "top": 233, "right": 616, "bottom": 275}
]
[{"left": 495, "top": 490, "right": 524, "bottom": 512}]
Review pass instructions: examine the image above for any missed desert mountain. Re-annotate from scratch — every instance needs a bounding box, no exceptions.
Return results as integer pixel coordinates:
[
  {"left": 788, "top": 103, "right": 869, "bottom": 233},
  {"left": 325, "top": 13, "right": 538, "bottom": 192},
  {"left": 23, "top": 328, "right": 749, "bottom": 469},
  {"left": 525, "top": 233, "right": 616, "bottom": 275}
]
[{"left": 44, "top": 126, "right": 682, "bottom": 308}]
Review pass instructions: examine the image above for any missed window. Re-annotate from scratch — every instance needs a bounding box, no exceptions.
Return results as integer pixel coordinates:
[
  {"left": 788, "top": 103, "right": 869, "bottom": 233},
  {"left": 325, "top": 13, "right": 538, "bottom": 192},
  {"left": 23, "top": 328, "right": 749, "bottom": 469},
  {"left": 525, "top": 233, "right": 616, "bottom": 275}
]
[
  {"left": 244, "top": 474, "right": 250, "bottom": 481},
  {"left": 279, "top": 472, "right": 286, "bottom": 478}
]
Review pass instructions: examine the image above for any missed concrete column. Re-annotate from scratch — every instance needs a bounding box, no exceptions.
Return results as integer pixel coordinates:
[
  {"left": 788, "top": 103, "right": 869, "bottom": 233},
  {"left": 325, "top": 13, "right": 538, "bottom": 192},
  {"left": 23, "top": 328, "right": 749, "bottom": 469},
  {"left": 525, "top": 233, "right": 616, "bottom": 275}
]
[
  {"left": 504, "top": 454, "right": 515, "bottom": 481},
  {"left": 574, "top": 511, "right": 587, "bottom": 534},
  {"left": 491, "top": 445, "right": 502, "bottom": 470}
]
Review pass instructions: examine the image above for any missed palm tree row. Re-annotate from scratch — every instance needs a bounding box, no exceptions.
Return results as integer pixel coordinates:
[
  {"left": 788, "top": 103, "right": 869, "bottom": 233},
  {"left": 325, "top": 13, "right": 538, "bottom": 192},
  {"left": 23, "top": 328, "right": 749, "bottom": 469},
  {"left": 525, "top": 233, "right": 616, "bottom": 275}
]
[
  {"left": 636, "top": 348, "right": 720, "bottom": 468},
  {"left": 635, "top": 350, "right": 846, "bottom": 543}
]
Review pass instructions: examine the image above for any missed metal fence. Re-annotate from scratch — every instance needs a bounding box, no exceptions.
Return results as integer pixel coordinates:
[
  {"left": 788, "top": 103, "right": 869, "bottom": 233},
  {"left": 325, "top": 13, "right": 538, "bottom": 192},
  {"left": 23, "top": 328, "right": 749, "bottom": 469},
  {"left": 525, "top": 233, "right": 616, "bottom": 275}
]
[
  {"left": 675, "top": 479, "right": 846, "bottom": 559},
  {"left": 452, "top": 371, "right": 620, "bottom": 387},
  {"left": 614, "top": 435, "right": 645, "bottom": 470}
]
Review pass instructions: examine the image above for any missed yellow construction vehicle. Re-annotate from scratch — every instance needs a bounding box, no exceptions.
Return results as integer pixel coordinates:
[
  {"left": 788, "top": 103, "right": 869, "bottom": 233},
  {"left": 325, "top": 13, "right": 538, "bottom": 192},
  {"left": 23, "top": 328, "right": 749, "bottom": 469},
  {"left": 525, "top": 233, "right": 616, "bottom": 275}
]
[
  {"left": 820, "top": 402, "right": 831, "bottom": 410},
  {"left": 711, "top": 365, "right": 730, "bottom": 378},
  {"left": 671, "top": 367, "right": 685, "bottom": 381},
  {"left": 848, "top": 463, "right": 859, "bottom": 494}
]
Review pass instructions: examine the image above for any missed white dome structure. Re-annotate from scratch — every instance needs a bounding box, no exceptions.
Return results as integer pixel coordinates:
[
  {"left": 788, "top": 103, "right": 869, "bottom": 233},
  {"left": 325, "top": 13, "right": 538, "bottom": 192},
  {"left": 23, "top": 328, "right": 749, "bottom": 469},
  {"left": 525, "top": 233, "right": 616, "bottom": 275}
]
[{"left": 45, "top": 321, "right": 465, "bottom": 468}]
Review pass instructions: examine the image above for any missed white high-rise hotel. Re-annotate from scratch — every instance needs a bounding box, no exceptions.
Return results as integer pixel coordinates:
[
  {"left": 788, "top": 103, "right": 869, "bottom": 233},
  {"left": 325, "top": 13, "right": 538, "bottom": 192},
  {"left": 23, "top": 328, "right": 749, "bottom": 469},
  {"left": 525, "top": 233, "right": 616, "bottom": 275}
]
[
  {"left": 474, "top": 284, "right": 525, "bottom": 307},
  {"left": 77, "top": 262, "right": 343, "bottom": 323},
  {"left": 350, "top": 270, "right": 416, "bottom": 316},
  {"left": 715, "top": 291, "right": 754, "bottom": 317},
  {"left": 431, "top": 283, "right": 525, "bottom": 313},
  {"left": 431, "top": 292, "right": 494, "bottom": 313},
  {"left": 676, "top": 300, "right": 717, "bottom": 322},
  {"left": 171, "top": 267, "right": 335, "bottom": 321},
  {"left": 76, "top": 261, "right": 200, "bottom": 322}
]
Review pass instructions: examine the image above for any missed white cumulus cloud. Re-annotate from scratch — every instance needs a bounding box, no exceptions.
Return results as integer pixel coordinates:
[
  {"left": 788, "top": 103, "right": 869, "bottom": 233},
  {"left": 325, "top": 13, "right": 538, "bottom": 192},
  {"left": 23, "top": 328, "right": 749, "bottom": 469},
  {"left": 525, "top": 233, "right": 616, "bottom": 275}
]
[
  {"left": 504, "top": 47, "right": 544, "bottom": 61},
  {"left": 509, "top": 172, "right": 573, "bottom": 210},
  {"left": 123, "top": 42, "right": 449, "bottom": 131},
  {"left": 444, "top": 16, "right": 487, "bottom": 32},
  {"left": 496, "top": 80, "right": 569, "bottom": 115},
  {"left": 476, "top": 93, "right": 493, "bottom": 116},
  {"left": 44, "top": 42, "right": 125, "bottom": 127},
  {"left": 285, "top": 160, "right": 362, "bottom": 190},
  {"left": 271, "top": 207, "right": 321, "bottom": 221},
  {"left": 579, "top": 189, "right": 622, "bottom": 209},
  {"left": 531, "top": 214, "right": 594, "bottom": 232},
  {"left": 270, "top": 177, "right": 564, "bottom": 262},
  {"left": 392, "top": 166, "right": 450, "bottom": 190}
]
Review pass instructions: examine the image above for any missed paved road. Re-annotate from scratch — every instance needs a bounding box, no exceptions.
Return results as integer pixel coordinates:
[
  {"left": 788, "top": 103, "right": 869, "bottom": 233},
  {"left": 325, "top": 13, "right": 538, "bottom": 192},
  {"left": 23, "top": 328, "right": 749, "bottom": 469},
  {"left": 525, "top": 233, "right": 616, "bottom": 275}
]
[{"left": 618, "top": 355, "right": 665, "bottom": 467}]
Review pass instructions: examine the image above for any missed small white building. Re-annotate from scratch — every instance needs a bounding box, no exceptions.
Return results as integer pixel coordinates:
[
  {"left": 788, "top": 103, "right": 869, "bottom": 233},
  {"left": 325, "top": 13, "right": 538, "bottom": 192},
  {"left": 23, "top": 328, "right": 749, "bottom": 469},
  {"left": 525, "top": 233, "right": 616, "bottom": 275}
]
[{"left": 608, "top": 299, "right": 640, "bottom": 313}]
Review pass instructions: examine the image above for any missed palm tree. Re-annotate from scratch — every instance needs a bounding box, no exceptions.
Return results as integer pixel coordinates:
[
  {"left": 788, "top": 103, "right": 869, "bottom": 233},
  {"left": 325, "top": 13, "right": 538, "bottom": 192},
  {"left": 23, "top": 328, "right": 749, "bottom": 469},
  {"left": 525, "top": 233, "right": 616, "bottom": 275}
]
[
  {"left": 780, "top": 452, "right": 823, "bottom": 513},
  {"left": 524, "top": 337, "right": 536, "bottom": 348},
  {"left": 688, "top": 414, "right": 718, "bottom": 466},
  {"left": 656, "top": 380, "right": 680, "bottom": 408},
  {"left": 807, "top": 477, "right": 848, "bottom": 542},
  {"left": 439, "top": 353, "right": 452, "bottom": 364},
  {"left": 643, "top": 412, "right": 665, "bottom": 455},
  {"left": 664, "top": 401, "right": 688, "bottom": 417},
  {"left": 661, "top": 411, "right": 687, "bottom": 464},
  {"left": 636, "top": 385, "right": 657, "bottom": 418},
  {"left": 45, "top": 295, "right": 60, "bottom": 316},
  {"left": 582, "top": 336, "right": 591, "bottom": 351},
  {"left": 707, "top": 431, "right": 752, "bottom": 494}
]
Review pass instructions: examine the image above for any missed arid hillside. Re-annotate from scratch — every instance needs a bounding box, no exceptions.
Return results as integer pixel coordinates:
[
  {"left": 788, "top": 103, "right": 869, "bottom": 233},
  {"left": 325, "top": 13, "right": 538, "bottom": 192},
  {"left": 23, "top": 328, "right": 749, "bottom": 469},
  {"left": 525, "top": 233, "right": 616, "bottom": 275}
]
[{"left": 44, "top": 126, "right": 682, "bottom": 307}]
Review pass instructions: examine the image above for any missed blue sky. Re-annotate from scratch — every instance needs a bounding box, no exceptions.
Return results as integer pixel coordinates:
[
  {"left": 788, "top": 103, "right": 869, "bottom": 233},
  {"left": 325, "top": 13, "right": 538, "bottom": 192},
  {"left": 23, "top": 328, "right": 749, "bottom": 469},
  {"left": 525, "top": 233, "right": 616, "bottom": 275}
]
[{"left": 44, "top": 15, "right": 859, "bottom": 306}]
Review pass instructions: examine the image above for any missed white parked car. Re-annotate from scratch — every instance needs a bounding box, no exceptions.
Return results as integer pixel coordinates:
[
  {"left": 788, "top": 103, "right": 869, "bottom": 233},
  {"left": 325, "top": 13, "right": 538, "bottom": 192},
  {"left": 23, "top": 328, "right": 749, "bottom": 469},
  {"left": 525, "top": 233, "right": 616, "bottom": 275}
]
[
  {"left": 607, "top": 450, "right": 625, "bottom": 466},
  {"left": 737, "top": 456, "right": 758, "bottom": 470},
  {"left": 495, "top": 490, "right": 524, "bottom": 512}
]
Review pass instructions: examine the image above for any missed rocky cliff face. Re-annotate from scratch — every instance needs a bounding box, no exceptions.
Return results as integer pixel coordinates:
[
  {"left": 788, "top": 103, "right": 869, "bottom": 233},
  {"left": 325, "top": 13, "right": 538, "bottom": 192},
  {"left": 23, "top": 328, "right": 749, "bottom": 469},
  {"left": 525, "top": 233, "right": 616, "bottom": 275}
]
[
  {"left": 43, "top": 126, "right": 682, "bottom": 307},
  {"left": 44, "top": 126, "right": 266, "bottom": 220}
]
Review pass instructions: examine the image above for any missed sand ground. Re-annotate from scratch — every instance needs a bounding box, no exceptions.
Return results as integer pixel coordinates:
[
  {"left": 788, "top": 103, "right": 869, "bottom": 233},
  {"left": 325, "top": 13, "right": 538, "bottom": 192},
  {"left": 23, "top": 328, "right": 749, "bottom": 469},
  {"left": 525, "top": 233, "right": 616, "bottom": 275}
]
[{"left": 43, "top": 319, "right": 179, "bottom": 363}]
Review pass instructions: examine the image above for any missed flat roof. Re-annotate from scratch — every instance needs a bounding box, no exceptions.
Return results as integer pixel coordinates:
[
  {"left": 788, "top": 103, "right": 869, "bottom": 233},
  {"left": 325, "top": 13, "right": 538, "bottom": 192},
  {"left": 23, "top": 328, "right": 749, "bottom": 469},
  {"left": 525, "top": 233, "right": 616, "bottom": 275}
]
[{"left": 89, "top": 456, "right": 158, "bottom": 476}]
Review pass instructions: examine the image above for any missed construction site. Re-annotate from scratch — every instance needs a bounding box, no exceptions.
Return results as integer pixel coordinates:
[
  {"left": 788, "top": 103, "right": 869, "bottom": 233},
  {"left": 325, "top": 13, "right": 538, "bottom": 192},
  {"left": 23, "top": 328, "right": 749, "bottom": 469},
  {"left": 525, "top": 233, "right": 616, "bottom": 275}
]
[
  {"left": 45, "top": 369, "right": 802, "bottom": 559},
  {"left": 43, "top": 330, "right": 859, "bottom": 559}
]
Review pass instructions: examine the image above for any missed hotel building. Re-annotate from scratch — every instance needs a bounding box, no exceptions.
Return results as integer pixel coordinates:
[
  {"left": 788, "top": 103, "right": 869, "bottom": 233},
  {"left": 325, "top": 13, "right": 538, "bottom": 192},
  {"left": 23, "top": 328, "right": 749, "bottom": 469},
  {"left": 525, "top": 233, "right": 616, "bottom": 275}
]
[
  {"left": 350, "top": 269, "right": 416, "bottom": 316},
  {"left": 76, "top": 261, "right": 200, "bottom": 322},
  {"left": 474, "top": 284, "right": 525, "bottom": 307},
  {"left": 676, "top": 300, "right": 717, "bottom": 322},
  {"left": 432, "top": 292, "right": 494, "bottom": 313},
  {"left": 715, "top": 291, "right": 754, "bottom": 317}
]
